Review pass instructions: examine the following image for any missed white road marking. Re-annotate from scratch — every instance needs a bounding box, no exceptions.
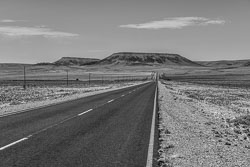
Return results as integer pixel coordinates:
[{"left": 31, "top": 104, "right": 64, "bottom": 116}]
[
  {"left": 0, "top": 137, "right": 28, "bottom": 151},
  {"left": 107, "top": 99, "right": 114, "bottom": 103},
  {"left": 41, "top": 125, "right": 57, "bottom": 132},
  {"left": 146, "top": 83, "right": 157, "bottom": 167},
  {"left": 0, "top": 81, "right": 150, "bottom": 118},
  {"left": 0, "top": 83, "right": 148, "bottom": 151},
  {"left": 78, "top": 109, "right": 93, "bottom": 116},
  {"left": 27, "top": 135, "right": 33, "bottom": 138},
  {"left": 29, "top": 116, "right": 79, "bottom": 137}
]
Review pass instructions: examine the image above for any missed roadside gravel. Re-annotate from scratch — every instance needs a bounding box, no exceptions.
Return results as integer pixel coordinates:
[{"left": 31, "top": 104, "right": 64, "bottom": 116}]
[{"left": 158, "top": 81, "right": 250, "bottom": 167}]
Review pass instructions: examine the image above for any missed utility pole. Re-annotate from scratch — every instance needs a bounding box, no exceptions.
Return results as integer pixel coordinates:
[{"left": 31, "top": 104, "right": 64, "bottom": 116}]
[
  {"left": 155, "top": 72, "right": 158, "bottom": 82},
  {"left": 66, "top": 70, "right": 69, "bottom": 86},
  {"left": 88, "top": 73, "right": 91, "bottom": 87},
  {"left": 102, "top": 75, "right": 104, "bottom": 85},
  {"left": 23, "top": 66, "right": 26, "bottom": 90}
]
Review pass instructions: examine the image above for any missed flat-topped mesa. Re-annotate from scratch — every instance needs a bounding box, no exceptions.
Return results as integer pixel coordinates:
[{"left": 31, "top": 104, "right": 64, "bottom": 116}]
[{"left": 98, "top": 52, "right": 201, "bottom": 66}]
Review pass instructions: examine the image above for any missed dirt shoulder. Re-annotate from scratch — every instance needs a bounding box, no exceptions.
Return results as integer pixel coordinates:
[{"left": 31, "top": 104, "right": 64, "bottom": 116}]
[
  {"left": 0, "top": 81, "right": 148, "bottom": 117},
  {"left": 158, "top": 80, "right": 250, "bottom": 167}
]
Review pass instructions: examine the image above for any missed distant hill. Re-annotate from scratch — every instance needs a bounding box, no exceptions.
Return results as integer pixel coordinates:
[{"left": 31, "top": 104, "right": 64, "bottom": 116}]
[
  {"left": 0, "top": 63, "right": 32, "bottom": 68},
  {"left": 98, "top": 52, "right": 201, "bottom": 66},
  {"left": 7, "top": 52, "right": 250, "bottom": 68},
  {"left": 34, "top": 62, "right": 54, "bottom": 66},
  {"left": 53, "top": 57, "right": 100, "bottom": 66},
  {"left": 197, "top": 59, "right": 250, "bottom": 67}
]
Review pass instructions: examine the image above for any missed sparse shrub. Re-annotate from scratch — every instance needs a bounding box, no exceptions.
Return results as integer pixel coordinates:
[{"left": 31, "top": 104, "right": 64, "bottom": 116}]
[{"left": 230, "top": 115, "right": 250, "bottom": 126}]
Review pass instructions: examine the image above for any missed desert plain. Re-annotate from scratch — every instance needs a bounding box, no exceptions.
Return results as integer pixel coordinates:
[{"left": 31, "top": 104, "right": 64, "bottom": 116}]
[{"left": 0, "top": 56, "right": 250, "bottom": 167}]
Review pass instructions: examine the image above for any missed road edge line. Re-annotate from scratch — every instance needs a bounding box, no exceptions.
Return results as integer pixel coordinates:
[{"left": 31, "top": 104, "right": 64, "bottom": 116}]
[{"left": 146, "top": 81, "right": 158, "bottom": 167}]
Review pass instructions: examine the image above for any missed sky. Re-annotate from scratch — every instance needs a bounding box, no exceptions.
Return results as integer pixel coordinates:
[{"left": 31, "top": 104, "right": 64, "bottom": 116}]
[{"left": 0, "top": 0, "right": 249, "bottom": 63}]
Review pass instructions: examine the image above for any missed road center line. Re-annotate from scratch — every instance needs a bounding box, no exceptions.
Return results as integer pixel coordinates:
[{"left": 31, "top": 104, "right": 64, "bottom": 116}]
[
  {"left": 146, "top": 83, "right": 157, "bottom": 167},
  {"left": 0, "top": 84, "right": 147, "bottom": 151},
  {"left": 107, "top": 99, "right": 114, "bottom": 103},
  {"left": 78, "top": 109, "right": 93, "bottom": 116},
  {"left": 0, "top": 137, "right": 29, "bottom": 151}
]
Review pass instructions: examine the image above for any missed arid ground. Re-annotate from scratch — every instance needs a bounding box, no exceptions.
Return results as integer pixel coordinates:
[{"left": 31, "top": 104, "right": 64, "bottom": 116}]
[
  {"left": 158, "top": 66, "right": 250, "bottom": 167},
  {"left": 1, "top": 63, "right": 250, "bottom": 166}
]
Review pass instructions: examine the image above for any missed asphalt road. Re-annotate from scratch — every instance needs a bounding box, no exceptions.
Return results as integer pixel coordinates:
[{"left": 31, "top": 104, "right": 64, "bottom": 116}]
[{"left": 0, "top": 82, "right": 158, "bottom": 167}]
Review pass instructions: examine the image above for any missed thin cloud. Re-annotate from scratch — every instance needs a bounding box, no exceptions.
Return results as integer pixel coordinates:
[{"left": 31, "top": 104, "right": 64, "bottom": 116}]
[
  {"left": 120, "top": 17, "right": 226, "bottom": 29},
  {"left": 1, "top": 19, "right": 27, "bottom": 23},
  {"left": 0, "top": 26, "right": 79, "bottom": 38}
]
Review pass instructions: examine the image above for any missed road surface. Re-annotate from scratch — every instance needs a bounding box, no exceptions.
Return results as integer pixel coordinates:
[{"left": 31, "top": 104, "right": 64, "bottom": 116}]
[{"left": 0, "top": 82, "right": 158, "bottom": 167}]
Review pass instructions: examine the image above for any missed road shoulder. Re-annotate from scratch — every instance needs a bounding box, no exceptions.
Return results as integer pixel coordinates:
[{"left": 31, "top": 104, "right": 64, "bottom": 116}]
[{"left": 157, "top": 80, "right": 250, "bottom": 167}]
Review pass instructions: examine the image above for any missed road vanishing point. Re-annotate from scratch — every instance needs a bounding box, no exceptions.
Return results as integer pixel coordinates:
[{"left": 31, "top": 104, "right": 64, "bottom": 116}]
[{"left": 0, "top": 82, "right": 158, "bottom": 167}]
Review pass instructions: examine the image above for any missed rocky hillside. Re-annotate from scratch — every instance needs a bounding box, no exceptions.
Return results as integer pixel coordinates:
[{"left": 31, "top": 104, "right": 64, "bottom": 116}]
[
  {"left": 54, "top": 57, "right": 100, "bottom": 66},
  {"left": 98, "top": 52, "right": 201, "bottom": 66}
]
